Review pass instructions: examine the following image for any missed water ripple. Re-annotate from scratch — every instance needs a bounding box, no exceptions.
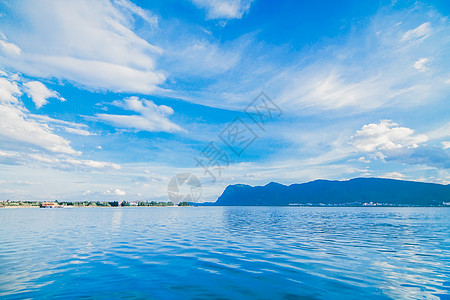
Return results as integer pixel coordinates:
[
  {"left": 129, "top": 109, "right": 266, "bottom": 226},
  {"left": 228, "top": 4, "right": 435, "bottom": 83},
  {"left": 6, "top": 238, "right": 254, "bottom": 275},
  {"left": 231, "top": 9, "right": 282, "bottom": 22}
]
[{"left": 0, "top": 207, "right": 449, "bottom": 299}]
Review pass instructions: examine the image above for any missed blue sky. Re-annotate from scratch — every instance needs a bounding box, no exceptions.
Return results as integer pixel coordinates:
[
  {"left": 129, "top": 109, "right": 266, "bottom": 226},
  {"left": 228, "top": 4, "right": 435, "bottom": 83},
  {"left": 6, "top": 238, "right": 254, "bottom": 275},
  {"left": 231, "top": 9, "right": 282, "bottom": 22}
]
[{"left": 0, "top": 0, "right": 449, "bottom": 202}]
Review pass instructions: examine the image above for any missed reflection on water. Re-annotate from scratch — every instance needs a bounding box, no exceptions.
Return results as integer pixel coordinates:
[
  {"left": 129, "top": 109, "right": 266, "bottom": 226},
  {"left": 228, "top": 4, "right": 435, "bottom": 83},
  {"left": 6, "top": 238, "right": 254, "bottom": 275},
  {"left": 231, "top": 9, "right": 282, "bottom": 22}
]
[
  {"left": 111, "top": 209, "right": 122, "bottom": 228},
  {"left": 0, "top": 207, "right": 449, "bottom": 299}
]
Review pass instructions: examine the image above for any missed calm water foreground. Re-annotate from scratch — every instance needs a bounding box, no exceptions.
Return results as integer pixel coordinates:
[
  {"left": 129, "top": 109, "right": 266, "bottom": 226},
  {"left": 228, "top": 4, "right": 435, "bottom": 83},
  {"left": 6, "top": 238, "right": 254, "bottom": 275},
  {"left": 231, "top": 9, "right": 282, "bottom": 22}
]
[{"left": 0, "top": 207, "right": 449, "bottom": 299}]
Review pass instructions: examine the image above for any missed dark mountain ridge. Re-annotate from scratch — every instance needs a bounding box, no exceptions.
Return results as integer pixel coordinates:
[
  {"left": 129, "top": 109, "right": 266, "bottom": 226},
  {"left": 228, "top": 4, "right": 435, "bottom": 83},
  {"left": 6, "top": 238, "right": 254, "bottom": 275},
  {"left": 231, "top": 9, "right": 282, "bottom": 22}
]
[{"left": 211, "top": 178, "right": 450, "bottom": 206}]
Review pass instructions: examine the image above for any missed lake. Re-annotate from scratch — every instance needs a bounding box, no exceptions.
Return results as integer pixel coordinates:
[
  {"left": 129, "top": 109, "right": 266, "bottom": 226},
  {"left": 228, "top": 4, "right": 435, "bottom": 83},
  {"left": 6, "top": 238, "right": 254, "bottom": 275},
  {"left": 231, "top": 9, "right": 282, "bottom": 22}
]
[{"left": 1, "top": 207, "right": 449, "bottom": 299}]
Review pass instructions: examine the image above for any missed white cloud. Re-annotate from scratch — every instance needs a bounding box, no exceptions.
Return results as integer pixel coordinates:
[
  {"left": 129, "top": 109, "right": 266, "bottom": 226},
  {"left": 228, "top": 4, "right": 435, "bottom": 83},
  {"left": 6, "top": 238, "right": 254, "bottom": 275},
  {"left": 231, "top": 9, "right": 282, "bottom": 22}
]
[
  {"left": 382, "top": 172, "right": 405, "bottom": 180},
  {"left": 83, "top": 190, "right": 92, "bottom": 196},
  {"left": 191, "top": 0, "right": 253, "bottom": 20},
  {"left": 413, "top": 57, "right": 430, "bottom": 72},
  {"left": 0, "top": 38, "right": 22, "bottom": 56},
  {"left": 23, "top": 81, "right": 65, "bottom": 108},
  {"left": 351, "top": 120, "right": 428, "bottom": 152},
  {"left": 65, "top": 158, "right": 121, "bottom": 170},
  {"left": 357, "top": 157, "right": 371, "bottom": 163},
  {"left": 0, "top": 150, "right": 18, "bottom": 158},
  {"left": 29, "top": 154, "right": 121, "bottom": 170},
  {"left": 442, "top": 141, "right": 450, "bottom": 149},
  {"left": 0, "top": 77, "right": 21, "bottom": 104},
  {"left": 64, "top": 127, "right": 92, "bottom": 136},
  {"left": 0, "top": 0, "right": 165, "bottom": 93},
  {"left": 0, "top": 104, "right": 78, "bottom": 154},
  {"left": 401, "top": 22, "right": 432, "bottom": 42},
  {"left": 21, "top": 55, "right": 166, "bottom": 93},
  {"left": 104, "top": 188, "right": 126, "bottom": 196},
  {"left": 96, "top": 96, "right": 184, "bottom": 133},
  {"left": 28, "top": 153, "right": 60, "bottom": 164}
]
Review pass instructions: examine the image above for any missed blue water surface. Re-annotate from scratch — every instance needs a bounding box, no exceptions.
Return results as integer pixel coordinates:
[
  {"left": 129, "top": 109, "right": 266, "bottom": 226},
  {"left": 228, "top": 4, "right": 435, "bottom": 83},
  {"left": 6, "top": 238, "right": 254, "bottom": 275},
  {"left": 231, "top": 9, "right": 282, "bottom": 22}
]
[{"left": 1, "top": 207, "right": 449, "bottom": 299}]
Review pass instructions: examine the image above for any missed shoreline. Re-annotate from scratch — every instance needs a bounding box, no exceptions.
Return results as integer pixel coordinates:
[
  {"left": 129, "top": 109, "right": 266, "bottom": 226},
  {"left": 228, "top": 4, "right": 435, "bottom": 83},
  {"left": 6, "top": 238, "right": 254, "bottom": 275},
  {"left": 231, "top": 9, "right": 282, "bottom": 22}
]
[{"left": 2, "top": 205, "right": 450, "bottom": 208}]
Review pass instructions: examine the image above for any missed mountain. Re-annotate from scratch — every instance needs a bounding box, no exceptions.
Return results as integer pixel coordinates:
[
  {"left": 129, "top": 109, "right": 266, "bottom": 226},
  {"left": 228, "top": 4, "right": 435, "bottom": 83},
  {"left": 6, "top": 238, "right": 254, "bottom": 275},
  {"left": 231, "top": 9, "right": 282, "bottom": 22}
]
[{"left": 211, "top": 178, "right": 450, "bottom": 206}]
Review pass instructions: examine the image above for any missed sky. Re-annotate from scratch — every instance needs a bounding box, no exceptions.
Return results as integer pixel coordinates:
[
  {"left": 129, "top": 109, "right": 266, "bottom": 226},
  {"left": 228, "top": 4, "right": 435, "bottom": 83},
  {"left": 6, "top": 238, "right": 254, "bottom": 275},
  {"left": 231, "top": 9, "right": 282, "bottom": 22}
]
[{"left": 0, "top": 0, "right": 449, "bottom": 202}]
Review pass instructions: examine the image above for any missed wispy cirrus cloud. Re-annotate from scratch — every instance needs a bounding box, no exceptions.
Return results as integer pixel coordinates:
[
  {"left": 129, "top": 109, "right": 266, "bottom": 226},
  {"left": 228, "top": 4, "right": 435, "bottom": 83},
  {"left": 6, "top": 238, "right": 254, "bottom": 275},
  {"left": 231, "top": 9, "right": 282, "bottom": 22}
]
[
  {"left": 401, "top": 21, "right": 432, "bottom": 41},
  {"left": 29, "top": 114, "right": 95, "bottom": 136},
  {"left": 273, "top": 16, "right": 450, "bottom": 114},
  {"left": 163, "top": 39, "right": 243, "bottom": 77},
  {"left": 29, "top": 154, "right": 121, "bottom": 170},
  {"left": 190, "top": 0, "right": 253, "bottom": 20}
]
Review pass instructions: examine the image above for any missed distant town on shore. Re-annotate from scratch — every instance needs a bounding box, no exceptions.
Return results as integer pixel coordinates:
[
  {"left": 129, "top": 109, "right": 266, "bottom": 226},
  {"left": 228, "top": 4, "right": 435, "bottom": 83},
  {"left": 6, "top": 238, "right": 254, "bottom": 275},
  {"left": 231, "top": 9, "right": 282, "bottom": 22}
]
[{"left": 0, "top": 200, "right": 190, "bottom": 208}]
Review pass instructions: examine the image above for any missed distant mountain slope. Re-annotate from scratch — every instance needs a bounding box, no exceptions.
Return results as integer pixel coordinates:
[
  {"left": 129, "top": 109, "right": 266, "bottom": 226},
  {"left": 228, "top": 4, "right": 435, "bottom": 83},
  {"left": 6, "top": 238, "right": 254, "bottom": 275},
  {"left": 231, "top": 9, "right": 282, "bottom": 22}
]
[{"left": 213, "top": 178, "right": 450, "bottom": 206}]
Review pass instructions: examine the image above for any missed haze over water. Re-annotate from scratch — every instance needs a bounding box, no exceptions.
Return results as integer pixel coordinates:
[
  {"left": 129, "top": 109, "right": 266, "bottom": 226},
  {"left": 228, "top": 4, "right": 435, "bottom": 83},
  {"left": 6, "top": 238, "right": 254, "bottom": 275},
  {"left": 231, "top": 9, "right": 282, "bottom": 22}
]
[{"left": 1, "top": 207, "right": 449, "bottom": 299}]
